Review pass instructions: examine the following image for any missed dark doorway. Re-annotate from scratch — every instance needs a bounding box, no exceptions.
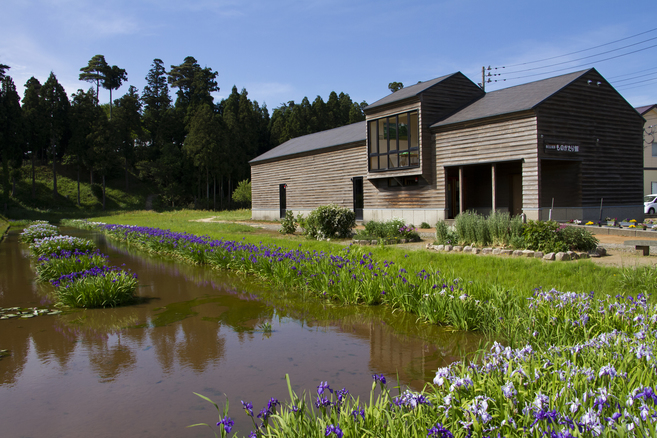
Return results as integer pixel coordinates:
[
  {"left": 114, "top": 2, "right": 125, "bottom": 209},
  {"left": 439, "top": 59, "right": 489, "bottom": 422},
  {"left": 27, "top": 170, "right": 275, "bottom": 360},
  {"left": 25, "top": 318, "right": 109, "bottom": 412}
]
[
  {"left": 279, "top": 184, "right": 287, "bottom": 218},
  {"left": 446, "top": 176, "right": 460, "bottom": 219},
  {"left": 511, "top": 174, "right": 522, "bottom": 216},
  {"left": 352, "top": 177, "right": 364, "bottom": 220}
]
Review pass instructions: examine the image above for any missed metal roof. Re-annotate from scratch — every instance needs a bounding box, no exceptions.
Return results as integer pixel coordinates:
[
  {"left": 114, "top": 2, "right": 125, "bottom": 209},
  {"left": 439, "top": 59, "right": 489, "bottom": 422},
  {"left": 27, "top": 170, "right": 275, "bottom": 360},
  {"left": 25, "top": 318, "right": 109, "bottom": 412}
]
[
  {"left": 249, "top": 121, "right": 366, "bottom": 164},
  {"left": 364, "top": 73, "right": 458, "bottom": 111},
  {"left": 432, "top": 69, "right": 592, "bottom": 128},
  {"left": 636, "top": 104, "right": 657, "bottom": 115}
]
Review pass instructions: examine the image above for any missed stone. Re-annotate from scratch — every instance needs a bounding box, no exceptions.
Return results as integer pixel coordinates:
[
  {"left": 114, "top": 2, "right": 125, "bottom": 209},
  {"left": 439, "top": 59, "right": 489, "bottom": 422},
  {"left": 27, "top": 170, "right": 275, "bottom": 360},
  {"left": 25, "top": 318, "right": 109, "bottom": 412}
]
[
  {"left": 472, "top": 248, "right": 481, "bottom": 254},
  {"left": 400, "top": 239, "right": 407, "bottom": 244},
  {"left": 444, "top": 245, "right": 453, "bottom": 252},
  {"left": 482, "top": 248, "right": 493, "bottom": 254},
  {"left": 492, "top": 248, "right": 502, "bottom": 255},
  {"left": 555, "top": 252, "right": 571, "bottom": 261},
  {"left": 463, "top": 245, "right": 472, "bottom": 253},
  {"left": 595, "top": 247, "right": 607, "bottom": 257},
  {"left": 501, "top": 249, "right": 513, "bottom": 256},
  {"left": 371, "top": 240, "right": 378, "bottom": 245},
  {"left": 534, "top": 251, "right": 544, "bottom": 258},
  {"left": 453, "top": 246, "right": 463, "bottom": 252},
  {"left": 522, "top": 250, "right": 535, "bottom": 257},
  {"left": 577, "top": 252, "right": 589, "bottom": 259},
  {"left": 436, "top": 244, "right": 444, "bottom": 251},
  {"left": 543, "top": 252, "right": 556, "bottom": 261},
  {"left": 567, "top": 251, "right": 578, "bottom": 260},
  {"left": 512, "top": 250, "right": 523, "bottom": 257}
]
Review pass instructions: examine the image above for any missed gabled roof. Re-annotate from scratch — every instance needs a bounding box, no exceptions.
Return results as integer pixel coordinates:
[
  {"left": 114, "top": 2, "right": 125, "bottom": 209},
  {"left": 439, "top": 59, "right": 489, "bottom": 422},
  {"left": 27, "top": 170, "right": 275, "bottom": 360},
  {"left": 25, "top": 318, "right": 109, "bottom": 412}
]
[
  {"left": 365, "top": 73, "right": 459, "bottom": 111},
  {"left": 432, "top": 69, "right": 592, "bottom": 128},
  {"left": 636, "top": 104, "right": 657, "bottom": 115},
  {"left": 250, "top": 121, "right": 366, "bottom": 164}
]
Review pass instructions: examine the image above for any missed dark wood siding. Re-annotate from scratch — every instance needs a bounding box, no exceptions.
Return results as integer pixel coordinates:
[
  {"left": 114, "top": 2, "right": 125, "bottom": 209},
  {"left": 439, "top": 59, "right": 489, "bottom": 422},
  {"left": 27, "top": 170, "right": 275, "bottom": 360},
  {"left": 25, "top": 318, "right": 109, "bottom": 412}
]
[{"left": 536, "top": 70, "right": 644, "bottom": 207}]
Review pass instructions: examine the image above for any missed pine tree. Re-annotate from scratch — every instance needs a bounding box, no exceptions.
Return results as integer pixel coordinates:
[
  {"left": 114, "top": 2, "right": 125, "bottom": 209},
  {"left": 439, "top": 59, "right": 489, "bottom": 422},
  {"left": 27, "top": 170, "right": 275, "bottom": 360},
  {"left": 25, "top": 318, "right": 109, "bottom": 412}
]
[
  {"left": 22, "top": 77, "right": 48, "bottom": 197},
  {"left": 79, "top": 55, "right": 109, "bottom": 105},
  {"left": 41, "top": 72, "right": 70, "bottom": 201},
  {"left": 0, "top": 73, "right": 24, "bottom": 210}
]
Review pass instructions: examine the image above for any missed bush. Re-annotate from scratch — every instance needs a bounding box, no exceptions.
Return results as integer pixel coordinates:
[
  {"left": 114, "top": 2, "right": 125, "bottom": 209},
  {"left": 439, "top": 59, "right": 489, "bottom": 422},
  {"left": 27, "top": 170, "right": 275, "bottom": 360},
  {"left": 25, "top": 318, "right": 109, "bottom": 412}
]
[
  {"left": 523, "top": 220, "right": 567, "bottom": 253},
  {"left": 454, "top": 211, "right": 491, "bottom": 246},
  {"left": 559, "top": 225, "right": 599, "bottom": 251},
  {"left": 279, "top": 210, "right": 297, "bottom": 235},
  {"left": 231, "top": 180, "right": 251, "bottom": 205},
  {"left": 435, "top": 220, "right": 459, "bottom": 245},
  {"left": 356, "top": 218, "right": 420, "bottom": 241},
  {"left": 300, "top": 204, "right": 355, "bottom": 239},
  {"left": 419, "top": 222, "right": 431, "bottom": 229}
]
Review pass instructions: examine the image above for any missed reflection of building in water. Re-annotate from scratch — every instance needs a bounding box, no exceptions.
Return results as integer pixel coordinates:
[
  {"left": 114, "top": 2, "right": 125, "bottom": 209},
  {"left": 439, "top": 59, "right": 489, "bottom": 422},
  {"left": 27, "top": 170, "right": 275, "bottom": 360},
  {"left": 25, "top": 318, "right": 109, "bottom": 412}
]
[{"left": 332, "top": 314, "right": 480, "bottom": 386}]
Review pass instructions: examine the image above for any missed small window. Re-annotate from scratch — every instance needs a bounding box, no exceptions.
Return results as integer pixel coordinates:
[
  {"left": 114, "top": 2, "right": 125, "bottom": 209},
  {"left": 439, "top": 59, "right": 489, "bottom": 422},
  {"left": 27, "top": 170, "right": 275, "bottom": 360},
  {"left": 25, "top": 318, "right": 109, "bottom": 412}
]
[
  {"left": 652, "top": 143, "right": 657, "bottom": 157},
  {"left": 652, "top": 182, "right": 657, "bottom": 194}
]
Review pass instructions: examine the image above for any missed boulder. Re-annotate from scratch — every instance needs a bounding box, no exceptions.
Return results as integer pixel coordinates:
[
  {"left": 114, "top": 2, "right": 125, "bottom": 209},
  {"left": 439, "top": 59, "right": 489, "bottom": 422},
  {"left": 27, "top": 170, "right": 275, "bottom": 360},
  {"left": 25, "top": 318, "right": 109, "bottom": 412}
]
[
  {"left": 522, "top": 250, "right": 535, "bottom": 257},
  {"left": 501, "top": 249, "right": 513, "bottom": 256},
  {"left": 492, "top": 248, "right": 502, "bottom": 255},
  {"left": 555, "top": 252, "right": 571, "bottom": 261},
  {"left": 482, "top": 248, "right": 493, "bottom": 255},
  {"left": 543, "top": 252, "right": 556, "bottom": 261},
  {"left": 534, "top": 251, "right": 544, "bottom": 258},
  {"left": 453, "top": 246, "right": 463, "bottom": 252}
]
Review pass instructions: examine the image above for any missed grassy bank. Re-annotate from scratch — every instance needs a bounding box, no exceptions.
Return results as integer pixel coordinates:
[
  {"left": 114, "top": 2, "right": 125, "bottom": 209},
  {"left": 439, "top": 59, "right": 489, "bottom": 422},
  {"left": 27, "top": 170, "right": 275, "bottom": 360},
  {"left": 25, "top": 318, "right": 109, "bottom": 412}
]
[
  {"left": 62, "top": 212, "right": 657, "bottom": 437},
  {"left": 1, "top": 163, "right": 154, "bottom": 222},
  {"left": 85, "top": 210, "right": 635, "bottom": 300},
  {"left": 0, "top": 213, "right": 9, "bottom": 242}
]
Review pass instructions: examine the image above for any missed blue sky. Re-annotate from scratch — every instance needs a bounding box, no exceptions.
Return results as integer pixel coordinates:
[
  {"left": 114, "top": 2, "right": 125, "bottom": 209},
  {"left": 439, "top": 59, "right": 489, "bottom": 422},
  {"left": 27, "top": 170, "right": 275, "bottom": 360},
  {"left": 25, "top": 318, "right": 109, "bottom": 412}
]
[{"left": 2, "top": 0, "right": 657, "bottom": 111}]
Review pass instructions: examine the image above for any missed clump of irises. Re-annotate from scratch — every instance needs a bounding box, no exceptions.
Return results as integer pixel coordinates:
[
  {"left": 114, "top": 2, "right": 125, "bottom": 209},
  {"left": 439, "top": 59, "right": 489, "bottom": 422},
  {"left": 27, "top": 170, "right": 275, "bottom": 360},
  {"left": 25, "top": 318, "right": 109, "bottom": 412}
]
[
  {"left": 22, "top": 222, "right": 138, "bottom": 308},
  {"left": 19, "top": 221, "right": 60, "bottom": 243}
]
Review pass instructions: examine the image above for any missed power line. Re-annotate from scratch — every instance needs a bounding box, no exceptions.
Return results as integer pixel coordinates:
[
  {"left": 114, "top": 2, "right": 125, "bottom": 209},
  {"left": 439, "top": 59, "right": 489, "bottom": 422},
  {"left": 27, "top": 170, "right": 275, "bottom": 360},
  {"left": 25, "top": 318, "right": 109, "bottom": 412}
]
[
  {"left": 612, "top": 71, "right": 657, "bottom": 84},
  {"left": 502, "top": 27, "right": 657, "bottom": 68},
  {"left": 501, "top": 35, "right": 657, "bottom": 74},
  {"left": 614, "top": 76, "right": 657, "bottom": 89},
  {"left": 608, "top": 66, "right": 657, "bottom": 80},
  {"left": 500, "top": 43, "right": 657, "bottom": 81}
]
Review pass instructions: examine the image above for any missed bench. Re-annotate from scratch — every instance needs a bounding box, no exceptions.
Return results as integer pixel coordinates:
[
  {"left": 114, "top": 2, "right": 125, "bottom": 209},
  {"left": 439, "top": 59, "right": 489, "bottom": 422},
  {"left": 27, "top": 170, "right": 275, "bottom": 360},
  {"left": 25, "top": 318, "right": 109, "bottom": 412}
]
[{"left": 624, "top": 240, "right": 657, "bottom": 256}]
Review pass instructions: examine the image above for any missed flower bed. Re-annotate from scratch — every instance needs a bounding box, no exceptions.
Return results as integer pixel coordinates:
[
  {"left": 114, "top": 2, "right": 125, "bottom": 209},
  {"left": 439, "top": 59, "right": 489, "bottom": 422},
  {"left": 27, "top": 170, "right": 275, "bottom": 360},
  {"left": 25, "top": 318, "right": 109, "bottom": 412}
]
[{"left": 20, "top": 222, "right": 138, "bottom": 308}]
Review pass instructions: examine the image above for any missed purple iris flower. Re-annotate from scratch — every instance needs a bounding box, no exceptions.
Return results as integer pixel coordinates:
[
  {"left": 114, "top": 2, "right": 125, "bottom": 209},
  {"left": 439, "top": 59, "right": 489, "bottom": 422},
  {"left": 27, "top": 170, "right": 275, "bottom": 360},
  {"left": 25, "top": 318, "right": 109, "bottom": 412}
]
[
  {"left": 325, "top": 424, "right": 343, "bottom": 438},
  {"left": 216, "top": 416, "right": 234, "bottom": 434}
]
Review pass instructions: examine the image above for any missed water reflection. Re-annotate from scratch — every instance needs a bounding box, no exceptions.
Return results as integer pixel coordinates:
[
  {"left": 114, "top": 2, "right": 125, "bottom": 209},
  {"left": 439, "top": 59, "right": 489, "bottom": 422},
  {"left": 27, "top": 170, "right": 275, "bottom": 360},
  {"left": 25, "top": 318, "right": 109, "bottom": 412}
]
[{"left": 0, "top": 228, "right": 483, "bottom": 437}]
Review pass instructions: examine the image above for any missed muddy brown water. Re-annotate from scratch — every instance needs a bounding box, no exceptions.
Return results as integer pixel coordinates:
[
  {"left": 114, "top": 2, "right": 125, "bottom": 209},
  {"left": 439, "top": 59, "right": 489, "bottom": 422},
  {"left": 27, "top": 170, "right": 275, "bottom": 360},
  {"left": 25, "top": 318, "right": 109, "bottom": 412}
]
[{"left": 0, "top": 227, "right": 482, "bottom": 438}]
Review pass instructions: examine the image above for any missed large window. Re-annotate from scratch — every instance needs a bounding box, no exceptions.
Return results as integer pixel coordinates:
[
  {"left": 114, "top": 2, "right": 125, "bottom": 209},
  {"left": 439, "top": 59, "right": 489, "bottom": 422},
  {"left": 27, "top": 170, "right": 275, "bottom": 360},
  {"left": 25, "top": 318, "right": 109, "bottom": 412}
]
[{"left": 368, "top": 111, "right": 419, "bottom": 171}]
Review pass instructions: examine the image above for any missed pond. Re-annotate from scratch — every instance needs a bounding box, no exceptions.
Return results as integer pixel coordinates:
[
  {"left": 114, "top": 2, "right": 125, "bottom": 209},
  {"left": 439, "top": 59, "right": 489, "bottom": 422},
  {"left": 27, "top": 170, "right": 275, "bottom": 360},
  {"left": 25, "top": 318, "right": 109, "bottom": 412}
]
[{"left": 0, "top": 227, "right": 482, "bottom": 437}]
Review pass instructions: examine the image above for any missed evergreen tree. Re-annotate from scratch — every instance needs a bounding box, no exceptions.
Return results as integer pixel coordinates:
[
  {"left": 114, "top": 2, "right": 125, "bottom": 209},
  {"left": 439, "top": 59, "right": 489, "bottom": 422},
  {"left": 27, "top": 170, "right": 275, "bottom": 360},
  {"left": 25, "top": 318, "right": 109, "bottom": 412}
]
[
  {"left": 103, "top": 64, "right": 127, "bottom": 120},
  {"left": 113, "top": 86, "right": 142, "bottom": 190},
  {"left": 0, "top": 73, "right": 24, "bottom": 210},
  {"left": 41, "top": 72, "right": 70, "bottom": 201},
  {"left": 22, "top": 77, "right": 48, "bottom": 197},
  {"left": 69, "top": 88, "right": 102, "bottom": 205},
  {"left": 142, "top": 59, "right": 171, "bottom": 157},
  {"left": 79, "top": 55, "right": 109, "bottom": 105},
  {"left": 168, "top": 56, "right": 219, "bottom": 120},
  {"left": 388, "top": 82, "right": 404, "bottom": 93}
]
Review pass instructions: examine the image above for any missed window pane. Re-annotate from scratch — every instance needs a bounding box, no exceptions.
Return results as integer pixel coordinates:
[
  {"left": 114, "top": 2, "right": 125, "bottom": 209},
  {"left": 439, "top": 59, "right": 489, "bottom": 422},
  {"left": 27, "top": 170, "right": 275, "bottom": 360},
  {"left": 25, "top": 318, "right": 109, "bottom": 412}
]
[
  {"left": 410, "top": 112, "right": 419, "bottom": 149},
  {"left": 399, "top": 151, "right": 410, "bottom": 167},
  {"left": 388, "top": 153, "right": 399, "bottom": 168},
  {"left": 410, "top": 150, "right": 419, "bottom": 166},
  {"left": 398, "top": 113, "right": 408, "bottom": 150},
  {"left": 388, "top": 117, "right": 398, "bottom": 151},
  {"left": 653, "top": 143, "right": 657, "bottom": 157},
  {"left": 370, "top": 155, "right": 379, "bottom": 170},
  {"left": 369, "top": 121, "right": 378, "bottom": 154},
  {"left": 378, "top": 119, "right": 386, "bottom": 153}
]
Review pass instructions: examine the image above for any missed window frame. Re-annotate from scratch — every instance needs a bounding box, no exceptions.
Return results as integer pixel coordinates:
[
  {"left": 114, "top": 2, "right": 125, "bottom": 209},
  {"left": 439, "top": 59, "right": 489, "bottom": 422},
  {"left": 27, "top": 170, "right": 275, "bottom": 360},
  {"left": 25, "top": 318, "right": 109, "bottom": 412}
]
[{"left": 368, "top": 111, "right": 419, "bottom": 172}]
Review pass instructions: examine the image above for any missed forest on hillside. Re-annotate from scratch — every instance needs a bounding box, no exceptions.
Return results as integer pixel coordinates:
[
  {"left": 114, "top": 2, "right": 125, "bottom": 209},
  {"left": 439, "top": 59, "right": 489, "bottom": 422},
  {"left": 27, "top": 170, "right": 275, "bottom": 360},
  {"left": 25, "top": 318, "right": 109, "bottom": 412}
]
[{"left": 0, "top": 56, "right": 367, "bottom": 210}]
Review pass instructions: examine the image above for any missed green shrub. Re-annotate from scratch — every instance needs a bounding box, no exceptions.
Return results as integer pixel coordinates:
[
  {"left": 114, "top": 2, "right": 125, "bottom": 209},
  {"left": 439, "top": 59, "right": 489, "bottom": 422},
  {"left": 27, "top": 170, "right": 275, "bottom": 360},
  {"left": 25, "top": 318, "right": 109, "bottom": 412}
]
[
  {"left": 420, "top": 222, "right": 431, "bottom": 229},
  {"left": 435, "top": 220, "right": 458, "bottom": 245},
  {"left": 360, "top": 218, "right": 419, "bottom": 241},
  {"left": 279, "top": 210, "right": 297, "bottom": 234},
  {"left": 454, "top": 211, "right": 491, "bottom": 246},
  {"left": 231, "top": 179, "right": 251, "bottom": 205},
  {"left": 54, "top": 266, "right": 138, "bottom": 308},
  {"left": 523, "top": 220, "right": 567, "bottom": 253},
  {"left": 300, "top": 204, "right": 355, "bottom": 239},
  {"left": 559, "top": 225, "right": 599, "bottom": 251}
]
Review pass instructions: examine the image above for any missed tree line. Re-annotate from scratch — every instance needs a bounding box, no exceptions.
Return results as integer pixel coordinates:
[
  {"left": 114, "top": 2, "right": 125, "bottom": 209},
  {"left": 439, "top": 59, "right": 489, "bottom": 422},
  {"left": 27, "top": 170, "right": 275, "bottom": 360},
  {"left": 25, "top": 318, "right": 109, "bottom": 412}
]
[{"left": 0, "top": 56, "right": 367, "bottom": 211}]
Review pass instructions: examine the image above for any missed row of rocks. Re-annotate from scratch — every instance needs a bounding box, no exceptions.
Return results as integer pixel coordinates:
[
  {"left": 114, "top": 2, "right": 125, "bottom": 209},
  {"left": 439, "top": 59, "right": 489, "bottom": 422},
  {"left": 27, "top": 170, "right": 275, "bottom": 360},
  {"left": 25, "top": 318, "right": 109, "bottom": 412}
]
[
  {"left": 354, "top": 237, "right": 420, "bottom": 245},
  {"left": 425, "top": 244, "right": 607, "bottom": 261}
]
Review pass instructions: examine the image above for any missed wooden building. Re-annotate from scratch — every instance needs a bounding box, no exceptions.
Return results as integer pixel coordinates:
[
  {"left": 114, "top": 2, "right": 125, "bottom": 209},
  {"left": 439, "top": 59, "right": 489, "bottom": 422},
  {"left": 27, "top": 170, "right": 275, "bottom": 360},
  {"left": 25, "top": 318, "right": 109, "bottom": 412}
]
[
  {"left": 638, "top": 104, "right": 657, "bottom": 195},
  {"left": 250, "top": 68, "right": 645, "bottom": 223}
]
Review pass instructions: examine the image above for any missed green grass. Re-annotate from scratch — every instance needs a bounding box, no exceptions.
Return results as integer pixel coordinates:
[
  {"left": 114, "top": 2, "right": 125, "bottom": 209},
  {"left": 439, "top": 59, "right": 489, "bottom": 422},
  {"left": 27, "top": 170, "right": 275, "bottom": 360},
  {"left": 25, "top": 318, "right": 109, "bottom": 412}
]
[
  {"left": 1, "top": 163, "right": 154, "bottom": 222},
  {"left": 86, "top": 210, "right": 630, "bottom": 300}
]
